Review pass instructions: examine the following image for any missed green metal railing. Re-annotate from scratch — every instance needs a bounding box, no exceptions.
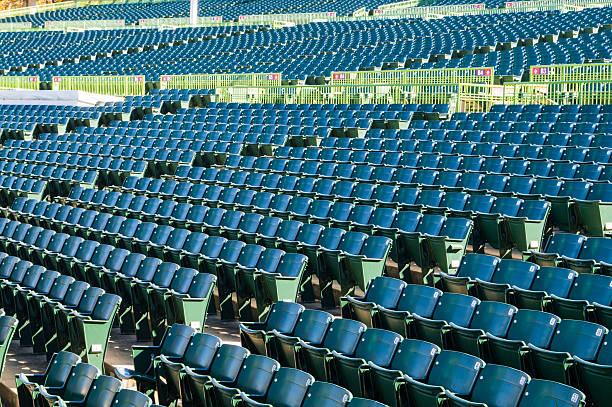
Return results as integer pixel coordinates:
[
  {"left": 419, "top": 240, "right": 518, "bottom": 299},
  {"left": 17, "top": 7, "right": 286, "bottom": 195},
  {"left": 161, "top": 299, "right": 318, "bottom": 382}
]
[
  {"left": 44, "top": 19, "right": 126, "bottom": 30},
  {"left": 215, "top": 80, "right": 612, "bottom": 112},
  {"left": 137, "top": 16, "right": 223, "bottom": 27},
  {"left": 530, "top": 62, "right": 612, "bottom": 82},
  {"left": 215, "top": 82, "right": 459, "bottom": 106},
  {"left": 51, "top": 75, "right": 145, "bottom": 96},
  {"left": 159, "top": 73, "right": 282, "bottom": 90},
  {"left": 330, "top": 67, "right": 495, "bottom": 86},
  {"left": 236, "top": 12, "right": 337, "bottom": 25},
  {"left": 0, "top": 76, "right": 39, "bottom": 90},
  {"left": 0, "top": 22, "right": 34, "bottom": 31}
]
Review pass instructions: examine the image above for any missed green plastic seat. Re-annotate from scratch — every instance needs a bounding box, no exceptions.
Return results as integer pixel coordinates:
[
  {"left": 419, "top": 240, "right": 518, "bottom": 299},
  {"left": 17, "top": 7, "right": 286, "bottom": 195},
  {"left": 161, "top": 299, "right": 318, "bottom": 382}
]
[
  {"left": 111, "top": 389, "right": 153, "bottom": 407},
  {"left": 54, "top": 375, "right": 122, "bottom": 407},
  {"left": 443, "top": 364, "right": 529, "bottom": 407},
  {"left": 411, "top": 293, "right": 480, "bottom": 346},
  {"left": 16, "top": 350, "right": 80, "bottom": 407},
  {"left": 330, "top": 328, "right": 402, "bottom": 397},
  {"left": 562, "top": 237, "right": 612, "bottom": 274},
  {"left": 297, "top": 318, "right": 366, "bottom": 381},
  {"left": 443, "top": 301, "right": 517, "bottom": 357},
  {"left": 512, "top": 267, "right": 577, "bottom": 311},
  {"left": 35, "top": 362, "right": 99, "bottom": 407},
  {"left": 402, "top": 350, "right": 484, "bottom": 407},
  {"left": 368, "top": 339, "right": 440, "bottom": 407},
  {"left": 377, "top": 284, "right": 442, "bottom": 336},
  {"left": 300, "top": 382, "right": 352, "bottom": 407},
  {"left": 396, "top": 214, "right": 443, "bottom": 277},
  {"left": 438, "top": 253, "right": 500, "bottom": 295},
  {"left": 272, "top": 309, "right": 333, "bottom": 368},
  {"left": 507, "top": 200, "right": 550, "bottom": 253},
  {"left": 155, "top": 332, "right": 221, "bottom": 406},
  {"left": 474, "top": 260, "right": 539, "bottom": 303},
  {"left": 527, "top": 319, "right": 607, "bottom": 384},
  {"left": 240, "top": 301, "right": 304, "bottom": 356},
  {"left": 165, "top": 272, "right": 216, "bottom": 334},
  {"left": 238, "top": 367, "right": 314, "bottom": 407},
  {"left": 524, "top": 233, "right": 585, "bottom": 268},
  {"left": 574, "top": 333, "right": 612, "bottom": 407},
  {"left": 147, "top": 268, "right": 198, "bottom": 343},
  {"left": 341, "top": 276, "right": 407, "bottom": 328},
  {"left": 548, "top": 181, "right": 591, "bottom": 233},
  {"left": 116, "top": 324, "right": 195, "bottom": 396},
  {"left": 481, "top": 309, "right": 559, "bottom": 370},
  {"left": 544, "top": 273, "right": 612, "bottom": 321},
  {"left": 574, "top": 183, "right": 612, "bottom": 236},
  {"left": 517, "top": 379, "right": 585, "bottom": 407},
  {"left": 476, "top": 197, "right": 522, "bottom": 258},
  {"left": 208, "top": 354, "right": 280, "bottom": 407},
  {"left": 180, "top": 343, "right": 249, "bottom": 407}
]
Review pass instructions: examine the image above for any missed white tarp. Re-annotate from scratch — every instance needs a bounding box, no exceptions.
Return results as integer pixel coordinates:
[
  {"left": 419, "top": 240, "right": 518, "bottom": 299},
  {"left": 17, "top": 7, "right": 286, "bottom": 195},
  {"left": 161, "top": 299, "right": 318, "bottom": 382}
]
[{"left": 0, "top": 90, "right": 123, "bottom": 106}]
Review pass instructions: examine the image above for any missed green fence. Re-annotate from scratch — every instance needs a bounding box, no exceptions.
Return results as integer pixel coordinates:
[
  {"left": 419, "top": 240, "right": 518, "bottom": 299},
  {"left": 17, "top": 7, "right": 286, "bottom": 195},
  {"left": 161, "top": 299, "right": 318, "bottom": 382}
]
[
  {"left": 237, "top": 12, "right": 337, "bottom": 25},
  {"left": 215, "top": 82, "right": 459, "bottom": 106},
  {"left": 137, "top": 16, "right": 223, "bottom": 27},
  {"left": 44, "top": 19, "right": 126, "bottom": 30},
  {"left": 530, "top": 62, "right": 612, "bottom": 82},
  {"left": 51, "top": 75, "right": 145, "bottom": 96},
  {"left": 159, "top": 73, "right": 282, "bottom": 90},
  {"left": 215, "top": 79, "right": 612, "bottom": 112},
  {"left": 0, "top": 22, "right": 34, "bottom": 31},
  {"left": 0, "top": 76, "right": 39, "bottom": 90},
  {"left": 330, "top": 67, "right": 494, "bottom": 86}
]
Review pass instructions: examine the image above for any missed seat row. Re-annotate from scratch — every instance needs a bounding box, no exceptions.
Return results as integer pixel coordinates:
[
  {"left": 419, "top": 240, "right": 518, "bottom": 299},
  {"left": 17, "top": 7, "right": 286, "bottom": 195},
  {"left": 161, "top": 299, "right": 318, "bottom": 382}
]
[
  {"left": 39, "top": 190, "right": 393, "bottom": 307},
  {"left": 225, "top": 152, "right": 612, "bottom": 182},
  {"left": 184, "top": 160, "right": 610, "bottom": 236},
  {"left": 113, "top": 175, "right": 555, "bottom": 259},
  {"left": 0, "top": 164, "right": 97, "bottom": 196},
  {"left": 16, "top": 351, "right": 160, "bottom": 407},
  {"left": 522, "top": 230, "right": 611, "bottom": 269},
  {"left": 0, "top": 252, "right": 119, "bottom": 370},
  {"left": 116, "top": 323, "right": 384, "bottom": 407},
  {"left": 0, "top": 217, "right": 216, "bottom": 344},
  {"left": 0, "top": 144, "right": 196, "bottom": 177},
  {"left": 240, "top": 301, "right": 591, "bottom": 407},
  {"left": 2, "top": 199, "right": 302, "bottom": 322},
  {"left": 0, "top": 174, "right": 46, "bottom": 206},
  {"left": 360, "top": 128, "right": 612, "bottom": 146},
  {"left": 275, "top": 144, "right": 612, "bottom": 166}
]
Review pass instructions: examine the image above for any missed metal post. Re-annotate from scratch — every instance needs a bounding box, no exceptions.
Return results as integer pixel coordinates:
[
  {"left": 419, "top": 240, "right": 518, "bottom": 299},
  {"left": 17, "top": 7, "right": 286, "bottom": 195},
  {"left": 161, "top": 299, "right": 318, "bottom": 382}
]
[{"left": 190, "top": 0, "right": 198, "bottom": 26}]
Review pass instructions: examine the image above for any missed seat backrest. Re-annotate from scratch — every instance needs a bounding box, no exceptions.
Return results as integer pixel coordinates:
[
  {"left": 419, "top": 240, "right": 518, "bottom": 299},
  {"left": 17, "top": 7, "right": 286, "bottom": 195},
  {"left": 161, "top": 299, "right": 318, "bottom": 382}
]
[
  {"left": 568, "top": 273, "right": 612, "bottom": 305},
  {"left": 262, "top": 368, "right": 313, "bottom": 407},
  {"left": 159, "top": 324, "right": 196, "bottom": 358},
  {"left": 43, "top": 351, "right": 81, "bottom": 387},
  {"left": 426, "top": 350, "right": 483, "bottom": 395},
  {"left": 263, "top": 301, "right": 305, "bottom": 333},
  {"left": 364, "top": 277, "right": 406, "bottom": 309},
  {"left": 491, "top": 260, "right": 539, "bottom": 289},
  {"left": 301, "top": 382, "right": 351, "bottom": 407},
  {"left": 62, "top": 363, "right": 99, "bottom": 402},
  {"left": 235, "top": 355, "right": 280, "bottom": 396},
  {"left": 470, "top": 302, "right": 517, "bottom": 337},
  {"left": 322, "top": 318, "right": 366, "bottom": 355},
  {"left": 518, "top": 379, "right": 585, "bottom": 407},
  {"left": 528, "top": 267, "right": 577, "bottom": 298},
  {"left": 431, "top": 293, "right": 479, "bottom": 326},
  {"left": 112, "top": 389, "right": 151, "bottom": 407},
  {"left": 84, "top": 376, "right": 122, "bottom": 407},
  {"left": 543, "top": 233, "right": 585, "bottom": 257},
  {"left": 208, "top": 344, "right": 250, "bottom": 381},
  {"left": 395, "top": 284, "right": 442, "bottom": 317},
  {"left": 457, "top": 254, "right": 500, "bottom": 280},
  {"left": 506, "top": 310, "right": 560, "bottom": 348},
  {"left": 548, "top": 320, "right": 607, "bottom": 361},
  {"left": 353, "top": 328, "right": 402, "bottom": 367},
  {"left": 181, "top": 333, "right": 222, "bottom": 370},
  {"left": 466, "top": 364, "right": 529, "bottom": 407}
]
